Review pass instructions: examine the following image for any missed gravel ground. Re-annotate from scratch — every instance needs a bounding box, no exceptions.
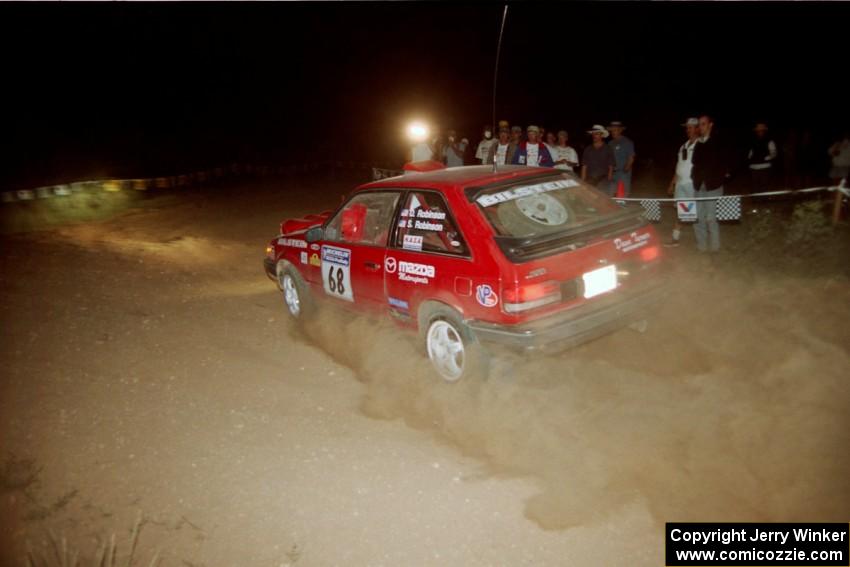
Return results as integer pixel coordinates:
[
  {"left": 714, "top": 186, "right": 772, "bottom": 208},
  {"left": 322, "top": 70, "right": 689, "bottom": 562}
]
[{"left": 1, "top": 177, "right": 847, "bottom": 566}]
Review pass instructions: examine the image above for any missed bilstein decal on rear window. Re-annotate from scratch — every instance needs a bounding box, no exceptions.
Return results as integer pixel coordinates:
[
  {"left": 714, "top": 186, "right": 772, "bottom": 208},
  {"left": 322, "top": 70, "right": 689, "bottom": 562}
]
[{"left": 476, "top": 179, "right": 579, "bottom": 208}]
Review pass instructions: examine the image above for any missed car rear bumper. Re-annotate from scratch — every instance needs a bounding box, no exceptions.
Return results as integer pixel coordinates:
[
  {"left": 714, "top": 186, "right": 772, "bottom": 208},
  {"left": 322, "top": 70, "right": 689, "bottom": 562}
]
[
  {"left": 466, "top": 279, "right": 667, "bottom": 352},
  {"left": 263, "top": 258, "right": 277, "bottom": 281}
]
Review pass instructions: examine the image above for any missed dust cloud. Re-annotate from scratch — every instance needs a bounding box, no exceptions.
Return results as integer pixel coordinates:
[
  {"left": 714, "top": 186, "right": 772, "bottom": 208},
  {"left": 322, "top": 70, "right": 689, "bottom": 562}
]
[{"left": 296, "top": 263, "right": 850, "bottom": 530}]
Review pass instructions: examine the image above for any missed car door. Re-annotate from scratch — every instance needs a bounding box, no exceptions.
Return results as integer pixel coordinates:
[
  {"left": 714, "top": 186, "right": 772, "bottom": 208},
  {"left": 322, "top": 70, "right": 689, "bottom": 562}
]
[
  {"left": 319, "top": 190, "right": 401, "bottom": 312},
  {"left": 384, "top": 190, "right": 472, "bottom": 320}
]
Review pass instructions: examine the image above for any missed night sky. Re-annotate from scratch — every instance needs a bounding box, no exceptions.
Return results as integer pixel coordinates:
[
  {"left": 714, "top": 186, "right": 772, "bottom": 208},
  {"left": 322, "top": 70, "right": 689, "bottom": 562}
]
[{"left": 3, "top": 2, "right": 848, "bottom": 190}]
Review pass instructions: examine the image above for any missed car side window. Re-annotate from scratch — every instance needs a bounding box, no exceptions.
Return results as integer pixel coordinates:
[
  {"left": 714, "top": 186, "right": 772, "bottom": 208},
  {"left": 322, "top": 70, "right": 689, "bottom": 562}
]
[
  {"left": 394, "top": 191, "right": 468, "bottom": 255},
  {"left": 324, "top": 191, "right": 400, "bottom": 246}
]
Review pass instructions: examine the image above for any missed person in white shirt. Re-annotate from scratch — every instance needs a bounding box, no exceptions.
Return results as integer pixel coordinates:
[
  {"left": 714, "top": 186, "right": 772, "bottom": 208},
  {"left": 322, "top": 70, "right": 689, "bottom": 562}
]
[
  {"left": 551, "top": 130, "right": 579, "bottom": 172},
  {"left": 664, "top": 117, "right": 701, "bottom": 247},
  {"left": 486, "top": 125, "right": 515, "bottom": 165},
  {"left": 410, "top": 140, "right": 433, "bottom": 162},
  {"left": 475, "top": 126, "right": 496, "bottom": 164}
]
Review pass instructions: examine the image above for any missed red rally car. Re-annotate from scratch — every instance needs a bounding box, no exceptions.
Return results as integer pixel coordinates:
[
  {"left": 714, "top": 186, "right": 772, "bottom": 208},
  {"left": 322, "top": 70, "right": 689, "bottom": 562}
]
[{"left": 264, "top": 163, "right": 666, "bottom": 382}]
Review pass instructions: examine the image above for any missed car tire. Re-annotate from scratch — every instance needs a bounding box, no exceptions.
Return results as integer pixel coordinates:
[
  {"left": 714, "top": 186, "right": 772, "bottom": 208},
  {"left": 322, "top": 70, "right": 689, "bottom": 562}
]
[
  {"left": 277, "top": 261, "right": 314, "bottom": 321},
  {"left": 418, "top": 302, "right": 488, "bottom": 383}
]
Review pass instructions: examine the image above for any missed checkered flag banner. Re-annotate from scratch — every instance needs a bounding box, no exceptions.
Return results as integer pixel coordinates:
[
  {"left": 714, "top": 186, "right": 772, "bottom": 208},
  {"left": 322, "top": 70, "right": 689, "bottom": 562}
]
[
  {"left": 716, "top": 195, "right": 741, "bottom": 221},
  {"left": 640, "top": 199, "right": 662, "bottom": 221},
  {"left": 619, "top": 199, "right": 662, "bottom": 221}
]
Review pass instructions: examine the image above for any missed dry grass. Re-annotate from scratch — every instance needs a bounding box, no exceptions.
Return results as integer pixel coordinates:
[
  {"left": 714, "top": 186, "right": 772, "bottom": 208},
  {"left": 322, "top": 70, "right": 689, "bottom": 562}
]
[{"left": 24, "top": 511, "right": 160, "bottom": 567}]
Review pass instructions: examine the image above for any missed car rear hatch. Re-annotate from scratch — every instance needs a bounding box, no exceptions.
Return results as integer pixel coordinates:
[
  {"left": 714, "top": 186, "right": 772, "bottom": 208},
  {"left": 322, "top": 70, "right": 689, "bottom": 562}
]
[{"left": 466, "top": 172, "right": 663, "bottom": 321}]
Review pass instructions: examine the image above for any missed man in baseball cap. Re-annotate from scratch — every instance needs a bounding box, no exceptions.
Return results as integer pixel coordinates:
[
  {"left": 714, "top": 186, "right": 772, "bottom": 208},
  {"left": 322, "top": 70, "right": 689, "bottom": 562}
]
[
  {"left": 510, "top": 125, "right": 554, "bottom": 167},
  {"left": 665, "top": 118, "right": 701, "bottom": 247},
  {"left": 608, "top": 121, "right": 636, "bottom": 197}
]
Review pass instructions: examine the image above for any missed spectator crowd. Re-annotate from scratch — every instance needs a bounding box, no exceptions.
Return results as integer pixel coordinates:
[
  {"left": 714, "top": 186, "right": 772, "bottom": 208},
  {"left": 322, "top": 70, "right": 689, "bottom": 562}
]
[{"left": 410, "top": 117, "right": 849, "bottom": 252}]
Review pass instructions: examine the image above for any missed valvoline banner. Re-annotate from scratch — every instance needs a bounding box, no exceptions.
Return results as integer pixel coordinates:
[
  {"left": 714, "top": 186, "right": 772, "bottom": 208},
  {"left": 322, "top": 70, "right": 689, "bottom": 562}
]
[{"left": 677, "top": 200, "right": 697, "bottom": 222}]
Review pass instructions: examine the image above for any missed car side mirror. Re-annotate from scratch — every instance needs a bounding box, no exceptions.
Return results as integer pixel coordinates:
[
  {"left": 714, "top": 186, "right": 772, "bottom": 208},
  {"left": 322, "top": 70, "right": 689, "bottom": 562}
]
[{"left": 305, "top": 226, "right": 324, "bottom": 243}]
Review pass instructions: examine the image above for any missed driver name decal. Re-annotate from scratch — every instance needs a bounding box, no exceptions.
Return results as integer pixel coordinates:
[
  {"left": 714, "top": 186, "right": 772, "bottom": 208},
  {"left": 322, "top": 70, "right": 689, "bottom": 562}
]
[{"left": 476, "top": 178, "right": 578, "bottom": 207}]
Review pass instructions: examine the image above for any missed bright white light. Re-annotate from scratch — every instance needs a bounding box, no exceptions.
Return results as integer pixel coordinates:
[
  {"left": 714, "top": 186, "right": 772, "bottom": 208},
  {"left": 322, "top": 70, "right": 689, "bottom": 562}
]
[{"left": 406, "top": 121, "right": 429, "bottom": 142}]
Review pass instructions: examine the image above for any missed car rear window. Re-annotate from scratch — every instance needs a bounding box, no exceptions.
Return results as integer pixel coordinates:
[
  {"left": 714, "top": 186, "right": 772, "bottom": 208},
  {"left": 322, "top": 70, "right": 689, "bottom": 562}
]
[{"left": 471, "top": 174, "right": 624, "bottom": 238}]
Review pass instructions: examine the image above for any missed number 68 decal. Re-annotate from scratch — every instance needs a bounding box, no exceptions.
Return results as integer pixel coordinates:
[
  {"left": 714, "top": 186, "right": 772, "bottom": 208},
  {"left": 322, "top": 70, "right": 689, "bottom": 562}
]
[{"left": 321, "top": 245, "right": 354, "bottom": 302}]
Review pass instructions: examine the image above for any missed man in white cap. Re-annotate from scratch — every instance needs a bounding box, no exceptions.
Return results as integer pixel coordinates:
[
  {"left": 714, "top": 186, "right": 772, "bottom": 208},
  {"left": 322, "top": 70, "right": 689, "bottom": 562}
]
[
  {"left": 608, "top": 121, "right": 636, "bottom": 197},
  {"left": 747, "top": 122, "right": 778, "bottom": 193},
  {"left": 581, "top": 125, "right": 615, "bottom": 192},
  {"left": 511, "top": 125, "right": 554, "bottom": 167},
  {"left": 664, "top": 118, "right": 701, "bottom": 247}
]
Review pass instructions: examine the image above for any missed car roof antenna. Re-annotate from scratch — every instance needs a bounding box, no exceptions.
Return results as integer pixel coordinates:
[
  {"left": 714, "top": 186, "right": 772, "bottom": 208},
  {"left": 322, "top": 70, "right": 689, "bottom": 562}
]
[{"left": 492, "top": 4, "right": 509, "bottom": 174}]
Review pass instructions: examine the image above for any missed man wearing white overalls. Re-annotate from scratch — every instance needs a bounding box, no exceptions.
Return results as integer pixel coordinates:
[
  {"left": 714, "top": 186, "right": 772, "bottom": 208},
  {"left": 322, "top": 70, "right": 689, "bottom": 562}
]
[{"left": 665, "top": 117, "right": 701, "bottom": 247}]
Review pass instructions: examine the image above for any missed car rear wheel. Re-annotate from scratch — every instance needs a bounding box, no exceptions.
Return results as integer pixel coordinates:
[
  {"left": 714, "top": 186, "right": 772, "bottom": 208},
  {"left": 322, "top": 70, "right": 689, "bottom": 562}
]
[
  {"left": 419, "top": 303, "right": 487, "bottom": 382},
  {"left": 277, "top": 262, "right": 313, "bottom": 320}
]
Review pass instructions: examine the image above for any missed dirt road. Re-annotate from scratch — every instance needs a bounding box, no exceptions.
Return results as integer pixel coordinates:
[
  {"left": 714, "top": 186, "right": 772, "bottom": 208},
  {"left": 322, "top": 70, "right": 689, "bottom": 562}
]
[{"left": 1, "top": 177, "right": 848, "bottom": 566}]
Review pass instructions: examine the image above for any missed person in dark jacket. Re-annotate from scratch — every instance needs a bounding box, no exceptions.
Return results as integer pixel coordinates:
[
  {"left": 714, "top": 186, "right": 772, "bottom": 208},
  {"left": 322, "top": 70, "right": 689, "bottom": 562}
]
[
  {"left": 747, "top": 123, "right": 778, "bottom": 193},
  {"left": 511, "top": 125, "right": 554, "bottom": 167},
  {"left": 690, "top": 114, "right": 732, "bottom": 252}
]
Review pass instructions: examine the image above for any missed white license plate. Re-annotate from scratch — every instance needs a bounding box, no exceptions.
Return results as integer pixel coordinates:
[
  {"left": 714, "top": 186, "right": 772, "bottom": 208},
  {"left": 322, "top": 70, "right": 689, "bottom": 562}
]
[{"left": 582, "top": 265, "right": 617, "bottom": 298}]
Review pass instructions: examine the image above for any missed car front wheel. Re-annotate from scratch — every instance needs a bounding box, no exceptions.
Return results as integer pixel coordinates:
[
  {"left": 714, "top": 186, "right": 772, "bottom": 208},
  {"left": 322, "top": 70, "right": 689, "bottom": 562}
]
[{"left": 277, "top": 262, "right": 313, "bottom": 320}]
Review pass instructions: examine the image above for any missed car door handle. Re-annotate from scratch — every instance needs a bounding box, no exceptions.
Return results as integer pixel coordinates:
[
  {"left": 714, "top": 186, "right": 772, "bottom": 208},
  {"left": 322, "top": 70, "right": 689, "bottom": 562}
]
[{"left": 364, "top": 261, "right": 381, "bottom": 271}]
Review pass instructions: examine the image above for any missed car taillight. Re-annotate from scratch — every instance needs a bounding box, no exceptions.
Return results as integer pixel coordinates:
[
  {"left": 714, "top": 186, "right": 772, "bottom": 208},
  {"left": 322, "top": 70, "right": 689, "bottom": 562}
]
[
  {"left": 640, "top": 245, "right": 660, "bottom": 262},
  {"left": 503, "top": 280, "right": 562, "bottom": 313}
]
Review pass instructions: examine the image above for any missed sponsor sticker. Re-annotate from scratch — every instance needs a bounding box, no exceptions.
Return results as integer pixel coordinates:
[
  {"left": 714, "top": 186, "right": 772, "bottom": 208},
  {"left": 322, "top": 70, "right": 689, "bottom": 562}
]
[
  {"left": 300, "top": 251, "right": 308, "bottom": 264},
  {"left": 475, "top": 284, "right": 498, "bottom": 307},
  {"left": 278, "top": 238, "right": 308, "bottom": 249},
  {"left": 388, "top": 297, "right": 409, "bottom": 310},
  {"left": 677, "top": 200, "right": 697, "bottom": 222},
  {"left": 385, "top": 257, "right": 397, "bottom": 273},
  {"left": 309, "top": 253, "right": 321, "bottom": 267},
  {"left": 321, "top": 245, "right": 354, "bottom": 301},
  {"left": 310, "top": 243, "right": 320, "bottom": 251},
  {"left": 476, "top": 178, "right": 579, "bottom": 208},
  {"left": 613, "top": 231, "right": 651, "bottom": 252},
  {"left": 402, "top": 234, "right": 424, "bottom": 251},
  {"left": 321, "top": 245, "right": 350, "bottom": 266},
  {"left": 397, "top": 261, "right": 435, "bottom": 285}
]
